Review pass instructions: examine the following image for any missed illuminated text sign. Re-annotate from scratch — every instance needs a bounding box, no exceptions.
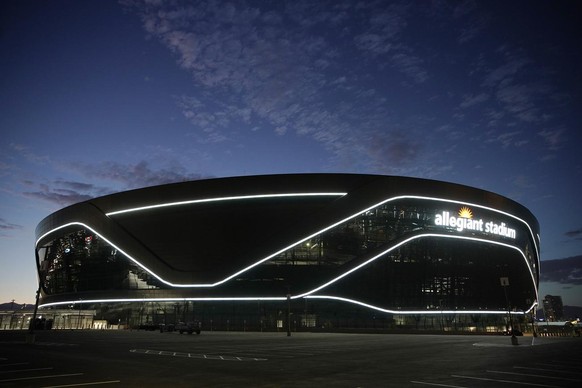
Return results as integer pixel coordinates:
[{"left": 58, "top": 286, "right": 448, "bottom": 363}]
[{"left": 434, "top": 207, "right": 516, "bottom": 239}]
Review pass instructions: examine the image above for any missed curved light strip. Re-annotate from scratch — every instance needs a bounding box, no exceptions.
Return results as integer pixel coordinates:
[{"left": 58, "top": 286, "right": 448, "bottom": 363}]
[
  {"left": 304, "top": 295, "right": 527, "bottom": 315},
  {"left": 38, "top": 233, "right": 538, "bottom": 310},
  {"left": 39, "top": 296, "right": 286, "bottom": 308},
  {"left": 105, "top": 192, "right": 348, "bottom": 216},
  {"left": 36, "top": 195, "right": 539, "bottom": 291},
  {"left": 107, "top": 193, "right": 540, "bottom": 270},
  {"left": 37, "top": 222, "right": 172, "bottom": 287},
  {"left": 393, "top": 195, "right": 539, "bottom": 262},
  {"left": 292, "top": 233, "right": 538, "bottom": 302},
  {"left": 38, "top": 296, "right": 534, "bottom": 315}
]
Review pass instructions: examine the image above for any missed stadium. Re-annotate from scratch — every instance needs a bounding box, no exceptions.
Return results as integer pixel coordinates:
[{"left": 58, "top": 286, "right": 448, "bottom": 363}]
[{"left": 34, "top": 174, "right": 540, "bottom": 332}]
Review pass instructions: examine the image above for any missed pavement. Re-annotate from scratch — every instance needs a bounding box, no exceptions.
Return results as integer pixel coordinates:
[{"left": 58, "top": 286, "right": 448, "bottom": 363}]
[{"left": 0, "top": 329, "right": 581, "bottom": 387}]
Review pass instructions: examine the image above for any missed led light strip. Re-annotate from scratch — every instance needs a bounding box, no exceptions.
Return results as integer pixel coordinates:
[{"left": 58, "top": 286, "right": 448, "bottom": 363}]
[
  {"left": 105, "top": 192, "right": 348, "bottom": 216},
  {"left": 38, "top": 295, "right": 533, "bottom": 316},
  {"left": 39, "top": 296, "right": 286, "bottom": 308},
  {"left": 105, "top": 193, "right": 540, "bottom": 265},
  {"left": 304, "top": 295, "right": 531, "bottom": 315},
  {"left": 38, "top": 233, "right": 538, "bottom": 311},
  {"left": 36, "top": 195, "right": 539, "bottom": 290},
  {"left": 293, "top": 233, "right": 538, "bottom": 301}
]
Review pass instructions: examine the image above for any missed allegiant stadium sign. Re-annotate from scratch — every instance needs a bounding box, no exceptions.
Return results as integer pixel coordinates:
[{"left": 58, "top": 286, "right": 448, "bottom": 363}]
[{"left": 434, "top": 206, "right": 516, "bottom": 239}]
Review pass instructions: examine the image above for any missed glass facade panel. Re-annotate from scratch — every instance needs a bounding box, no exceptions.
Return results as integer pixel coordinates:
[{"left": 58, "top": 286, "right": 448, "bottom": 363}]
[
  {"left": 37, "top": 197, "right": 537, "bottom": 314},
  {"left": 37, "top": 229, "right": 164, "bottom": 295}
]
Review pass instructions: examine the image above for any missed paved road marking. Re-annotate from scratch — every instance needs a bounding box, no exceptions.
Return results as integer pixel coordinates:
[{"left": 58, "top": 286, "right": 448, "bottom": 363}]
[
  {"left": 0, "top": 341, "right": 78, "bottom": 346},
  {"left": 0, "top": 367, "right": 53, "bottom": 374},
  {"left": 487, "top": 369, "right": 582, "bottom": 383},
  {"left": 0, "top": 373, "right": 84, "bottom": 383},
  {"left": 536, "top": 362, "right": 582, "bottom": 369},
  {"left": 410, "top": 381, "right": 468, "bottom": 387},
  {"left": 452, "top": 374, "right": 560, "bottom": 387},
  {"left": 130, "top": 349, "right": 267, "bottom": 361},
  {"left": 472, "top": 342, "right": 530, "bottom": 348},
  {"left": 43, "top": 380, "right": 121, "bottom": 387},
  {"left": 0, "top": 362, "right": 30, "bottom": 367},
  {"left": 515, "top": 365, "right": 582, "bottom": 375}
]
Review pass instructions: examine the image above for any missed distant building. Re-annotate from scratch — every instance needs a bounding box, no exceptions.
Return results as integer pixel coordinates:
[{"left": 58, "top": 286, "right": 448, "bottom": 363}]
[
  {"left": 34, "top": 174, "right": 540, "bottom": 332},
  {"left": 543, "top": 295, "right": 564, "bottom": 321}
]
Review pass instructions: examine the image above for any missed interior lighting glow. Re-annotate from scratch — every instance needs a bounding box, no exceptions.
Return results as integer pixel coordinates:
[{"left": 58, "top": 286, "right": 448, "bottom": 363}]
[
  {"left": 37, "top": 222, "right": 174, "bottom": 287},
  {"left": 293, "top": 233, "right": 538, "bottom": 302},
  {"left": 37, "top": 232, "right": 538, "bottom": 310}
]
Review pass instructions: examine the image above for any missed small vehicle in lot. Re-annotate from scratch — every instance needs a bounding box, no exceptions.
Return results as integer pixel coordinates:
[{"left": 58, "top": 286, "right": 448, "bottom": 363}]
[
  {"left": 158, "top": 323, "right": 175, "bottom": 333},
  {"left": 175, "top": 321, "right": 201, "bottom": 334}
]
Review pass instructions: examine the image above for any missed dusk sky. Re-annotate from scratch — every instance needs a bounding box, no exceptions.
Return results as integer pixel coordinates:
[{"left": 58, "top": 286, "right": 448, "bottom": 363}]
[{"left": 1, "top": 1, "right": 581, "bottom": 307}]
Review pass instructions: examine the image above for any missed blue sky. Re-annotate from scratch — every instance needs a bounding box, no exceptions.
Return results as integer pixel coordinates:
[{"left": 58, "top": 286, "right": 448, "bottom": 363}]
[{"left": 1, "top": 0, "right": 581, "bottom": 306}]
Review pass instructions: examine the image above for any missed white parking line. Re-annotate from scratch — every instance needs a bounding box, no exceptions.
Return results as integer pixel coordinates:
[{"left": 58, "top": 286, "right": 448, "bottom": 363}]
[
  {"left": 451, "top": 374, "right": 560, "bottom": 387},
  {"left": 0, "top": 373, "right": 84, "bottom": 383},
  {"left": 0, "top": 367, "right": 53, "bottom": 374},
  {"left": 410, "top": 381, "right": 468, "bottom": 387},
  {"left": 42, "top": 380, "right": 121, "bottom": 387},
  {"left": 487, "top": 369, "right": 582, "bottom": 383},
  {"left": 537, "top": 360, "right": 582, "bottom": 367},
  {"left": 130, "top": 349, "right": 267, "bottom": 361},
  {"left": 514, "top": 365, "right": 582, "bottom": 375},
  {"left": 0, "top": 362, "right": 30, "bottom": 367}
]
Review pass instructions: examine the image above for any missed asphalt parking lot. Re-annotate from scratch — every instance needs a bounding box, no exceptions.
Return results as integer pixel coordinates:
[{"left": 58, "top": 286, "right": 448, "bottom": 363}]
[{"left": 1, "top": 329, "right": 581, "bottom": 387}]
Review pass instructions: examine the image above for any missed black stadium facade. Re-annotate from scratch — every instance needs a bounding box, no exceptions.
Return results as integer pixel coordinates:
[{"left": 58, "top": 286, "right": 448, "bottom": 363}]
[{"left": 35, "top": 174, "right": 540, "bottom": 332}]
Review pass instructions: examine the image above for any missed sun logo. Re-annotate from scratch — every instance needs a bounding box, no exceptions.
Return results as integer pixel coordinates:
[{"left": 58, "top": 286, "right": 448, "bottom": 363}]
[{"left": 458, "top": 207, "right": 473, "bottom": 219}]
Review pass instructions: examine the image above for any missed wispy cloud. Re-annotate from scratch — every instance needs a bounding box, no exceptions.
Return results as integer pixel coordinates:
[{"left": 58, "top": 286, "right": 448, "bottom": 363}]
[
  {"left": 390, "top": 53, "right": 428, "bottom": 84},
  {"left": 482, "top": 55, "right": 530, "bottom": 88},
  {"left": 118, "top": 0, "right": 576, "bottom": 179},
  {"left": 122, "top": 0, "right": 432, "bottom": 173},
  {"left": 459, "top": 93, "right": 489, "bottom": 109},
  {"left": 495, "top": 82, "right": 550, "bottom": 123},
  {"left": 565, "top": 229, "right": 582, "bottom": 241},
  {"left": 0, "top": 218, "right": 23, "bottom": 232},
  {"left": 485, "top": 130, "right": 523, "bottom": 148},
  {"left": 23, "top": 185, "right": 95, "bottom": 207},
  {"left": 78, "top": 160, "right": 210, "bottom": 191},
  {"left": 540, "top": 256, "right": 582, "bottom": 285},
  {"left": 20, "top": 161, "right": 210, "bottom": 207},
  {"left": 538, "top": 128, "right": 565, "bottom": 151}
]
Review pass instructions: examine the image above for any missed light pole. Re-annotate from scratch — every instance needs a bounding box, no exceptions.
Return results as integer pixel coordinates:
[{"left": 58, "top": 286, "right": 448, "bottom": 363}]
[
  {"left": 287, "top": 293, "right": 291, "bottom": 337},
  {"left": 500, "top": 277, "right": 518, "bottom": 345}
]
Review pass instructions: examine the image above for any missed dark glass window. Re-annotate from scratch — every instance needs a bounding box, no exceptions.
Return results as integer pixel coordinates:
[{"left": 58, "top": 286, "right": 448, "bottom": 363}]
[{"left": 37, "top": 229, "right": 164, "bottom": 295}]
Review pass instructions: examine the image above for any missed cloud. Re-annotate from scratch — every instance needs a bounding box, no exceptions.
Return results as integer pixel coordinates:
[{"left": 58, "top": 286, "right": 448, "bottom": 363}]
[
  {"left": 23, "top": 187, "right": 95, "bottom": 207},
  {"left": 495, "top": 82, "right": 550, "bottom": 123},
  {"left": 538, "top": 128, "right": 565, "bottom": 151},
  {"left": 21, "top": 161, "right": 210, "bottom": 207},
  {"left": 474, "top": 50, "right": 558, "bottom": 128},
  {"left": 122, "top": 0, "right": 431, "bottom": 173},
  {"left": 459, "top": 93, "right": 489, "bottom": 109},
  {"left": 512, "top": 175, "right": 535, "bottom": 190},
  {"left": 540, "top": 256, "right": 582, "bottom": 286},
  {"left": 482, "top": 56, "right": 530, "bottom": 88},
  {"left": 80, "top": 160, "right": 209, "bottom": 190},
  {"left": 485, "top": 130, "right": 523, "bottom": 148},
  {"left": 0, "top": 218, "right": 23, "bottom": 233},
  {"left": 458, "top": 24, "right": 481, "bottom": 44},
  {"left": 390, "top": 53, "right": 428, "bottom": 84},
  {"left": 565, "top": 229, "right": 582, "bottom": 240}
]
